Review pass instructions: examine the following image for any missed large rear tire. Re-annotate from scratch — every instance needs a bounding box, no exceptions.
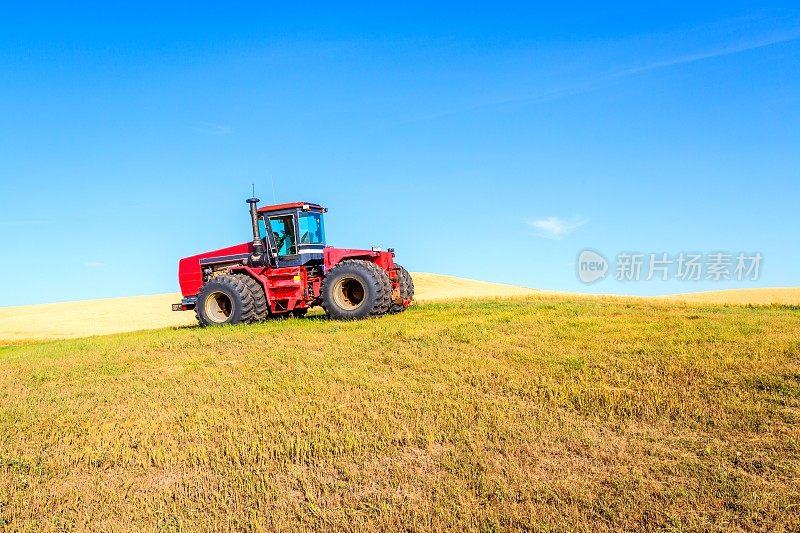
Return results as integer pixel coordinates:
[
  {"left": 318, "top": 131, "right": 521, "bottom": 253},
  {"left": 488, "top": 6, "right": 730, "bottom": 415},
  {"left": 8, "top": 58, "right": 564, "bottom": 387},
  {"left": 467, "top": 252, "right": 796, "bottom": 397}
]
[
  {"left": 389, "top": 264, "right": 414, "bottom": 314},
  {"left": 195, "top": 275, "right": 255, "bottom": 326},
  {"left": 321, "top": 260, "right": 392, "bottom": 320}
]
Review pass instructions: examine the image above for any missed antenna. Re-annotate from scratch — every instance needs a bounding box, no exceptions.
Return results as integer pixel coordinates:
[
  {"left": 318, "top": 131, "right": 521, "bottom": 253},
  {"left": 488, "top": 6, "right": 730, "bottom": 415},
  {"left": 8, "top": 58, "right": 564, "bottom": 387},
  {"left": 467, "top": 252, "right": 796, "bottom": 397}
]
[{"left": 252, "top": 183, "right": 255, "bottom": 197}]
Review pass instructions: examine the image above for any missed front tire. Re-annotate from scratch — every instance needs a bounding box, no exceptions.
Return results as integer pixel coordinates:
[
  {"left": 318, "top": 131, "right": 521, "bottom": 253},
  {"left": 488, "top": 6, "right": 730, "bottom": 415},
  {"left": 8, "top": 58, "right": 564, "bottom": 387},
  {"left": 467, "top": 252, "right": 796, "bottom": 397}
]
[
  {"left": 322, "top": 260, "right": 392, "bottom": 320},
  {"left": 195, "top": 275, "right": 255, "bottom": 326},
  {"left": 235, "top": 274, "right": 268, "bottom": 322}
]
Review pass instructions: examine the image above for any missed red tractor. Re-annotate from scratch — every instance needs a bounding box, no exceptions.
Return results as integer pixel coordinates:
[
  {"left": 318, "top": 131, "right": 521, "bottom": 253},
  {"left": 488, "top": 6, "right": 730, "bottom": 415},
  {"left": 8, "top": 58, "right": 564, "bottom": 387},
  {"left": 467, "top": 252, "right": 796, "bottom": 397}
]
[{"left": 173, "top": 198, "right": 414, "bottom": 326}]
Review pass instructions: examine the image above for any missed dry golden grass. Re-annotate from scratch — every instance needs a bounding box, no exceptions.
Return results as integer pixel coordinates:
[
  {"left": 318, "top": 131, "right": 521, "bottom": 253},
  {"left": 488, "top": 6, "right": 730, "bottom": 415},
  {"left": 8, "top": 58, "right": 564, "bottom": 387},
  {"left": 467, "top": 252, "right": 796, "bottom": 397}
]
[
  {"left": 2, "top": 272, "right": 796, "bottom": 343},
  {"left": 0, "top": 273, "right": 536, "bottom": 343},
  {"left": 663, "top": 287, "right": 800, "bottom": 306},
  {"left": 411, "top": 272, "right": 537, "bottom": 302},
  {"left": 0, "top": 293, "right": 196, "bottom": 343},
  {"left": 1, "top": 296, "right": 799, "bottom": 531}
]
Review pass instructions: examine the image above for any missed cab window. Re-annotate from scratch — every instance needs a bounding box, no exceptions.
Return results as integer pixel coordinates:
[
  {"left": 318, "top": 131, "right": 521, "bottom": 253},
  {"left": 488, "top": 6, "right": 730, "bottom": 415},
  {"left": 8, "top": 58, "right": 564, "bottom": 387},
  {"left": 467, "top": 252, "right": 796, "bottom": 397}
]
[
  {"left": 269, "top": 215, "right": 297, "bottom": 256},
  {"left": 299, "top": 212, "right": 325, "bottom": 244}
]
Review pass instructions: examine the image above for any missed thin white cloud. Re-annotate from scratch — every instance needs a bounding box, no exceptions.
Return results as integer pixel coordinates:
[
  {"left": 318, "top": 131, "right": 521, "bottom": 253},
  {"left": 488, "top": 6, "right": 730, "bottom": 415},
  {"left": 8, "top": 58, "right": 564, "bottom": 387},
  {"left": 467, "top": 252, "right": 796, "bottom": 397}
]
[
  {"left": 0, "top": 220, "right": 47, "bottom": 227},
  {"left": 396, "top": 25, "right": 800, "bottom": 124},
  {"left": 527, "top": 217, "right": 587, "bottom": 239},
  {"left": 84, "top": 261, "right": 106, "bottom": 268},
  {"left": 615, "top": 30, "right": 800, "bottom": 77},
  {"left": 194, "top": 123, "right": 233, "bottom": 135}
]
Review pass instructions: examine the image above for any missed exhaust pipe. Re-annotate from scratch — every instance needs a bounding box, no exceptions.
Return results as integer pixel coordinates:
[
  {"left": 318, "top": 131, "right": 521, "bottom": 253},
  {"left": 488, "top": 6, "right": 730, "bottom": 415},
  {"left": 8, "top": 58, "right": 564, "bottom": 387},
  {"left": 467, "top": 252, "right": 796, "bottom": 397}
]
[{"left": 246, "top": 197, "right": 266, "bottom": 264}]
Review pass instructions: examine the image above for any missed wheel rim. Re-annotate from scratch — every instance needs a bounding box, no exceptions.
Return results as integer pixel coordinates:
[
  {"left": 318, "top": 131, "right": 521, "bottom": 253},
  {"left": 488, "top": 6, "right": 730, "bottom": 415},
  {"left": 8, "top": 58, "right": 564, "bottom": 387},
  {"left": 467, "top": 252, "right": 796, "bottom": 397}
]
[
  {"left": 204, "top": 291, "right": 233, "bottom": 323},
  {"left": 332, "top": 277, "right": 366, "bottom": 311}
]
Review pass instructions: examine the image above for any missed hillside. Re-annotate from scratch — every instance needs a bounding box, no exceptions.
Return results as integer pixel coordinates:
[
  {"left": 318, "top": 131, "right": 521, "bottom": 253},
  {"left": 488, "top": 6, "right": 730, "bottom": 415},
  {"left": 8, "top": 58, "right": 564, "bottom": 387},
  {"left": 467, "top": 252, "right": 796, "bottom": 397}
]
[
  {"left": 663, "top": 287, "right": 800, "bottom": 306},
  {"left": 0, "top": 273, "right": 536, "bottom": 343},
  {"left": 3, "top": 271, "right": 798, "bottom": 344},
  {"left": 1, "top": 297, "right": 798, "bottom": 530}
]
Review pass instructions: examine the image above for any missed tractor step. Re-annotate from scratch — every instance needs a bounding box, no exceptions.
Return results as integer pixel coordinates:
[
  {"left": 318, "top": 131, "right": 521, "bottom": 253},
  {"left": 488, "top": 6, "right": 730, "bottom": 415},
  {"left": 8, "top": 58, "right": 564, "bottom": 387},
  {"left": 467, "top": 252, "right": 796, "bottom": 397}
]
[{"left": 172, "top": 296, "right": 197, "bottom": 311}]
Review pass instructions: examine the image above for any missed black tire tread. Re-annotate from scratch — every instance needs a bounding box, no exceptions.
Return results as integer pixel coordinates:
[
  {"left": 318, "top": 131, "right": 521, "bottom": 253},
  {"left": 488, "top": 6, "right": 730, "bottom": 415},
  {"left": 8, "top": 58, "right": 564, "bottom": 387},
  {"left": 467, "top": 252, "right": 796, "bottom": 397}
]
[
  {"left": 321, "top": 259, "right": 392, "bottom": 319},
  {"left": 389, "top": 264, "right": 414, "bottom": 314},
  {"left": 235, "top": 274, "right": 269, "bottom": 322},
  {"left": 195, "top": 274, "right": 255, "bottom": 326}
]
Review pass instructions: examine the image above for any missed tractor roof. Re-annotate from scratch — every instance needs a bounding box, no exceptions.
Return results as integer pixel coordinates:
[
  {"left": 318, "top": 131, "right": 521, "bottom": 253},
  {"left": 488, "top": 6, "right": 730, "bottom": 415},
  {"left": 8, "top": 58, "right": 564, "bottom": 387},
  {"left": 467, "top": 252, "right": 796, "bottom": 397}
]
[{"left": 257, "top": 202, "right": 325, "bottom": 214}]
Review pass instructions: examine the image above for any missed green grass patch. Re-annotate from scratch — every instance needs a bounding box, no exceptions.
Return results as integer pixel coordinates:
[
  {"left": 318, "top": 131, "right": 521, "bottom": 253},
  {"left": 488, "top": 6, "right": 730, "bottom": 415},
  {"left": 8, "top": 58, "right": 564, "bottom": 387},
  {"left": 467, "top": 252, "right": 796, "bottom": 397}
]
[{"left": 0, "top": 296, "right": 798, "bottom": 531}]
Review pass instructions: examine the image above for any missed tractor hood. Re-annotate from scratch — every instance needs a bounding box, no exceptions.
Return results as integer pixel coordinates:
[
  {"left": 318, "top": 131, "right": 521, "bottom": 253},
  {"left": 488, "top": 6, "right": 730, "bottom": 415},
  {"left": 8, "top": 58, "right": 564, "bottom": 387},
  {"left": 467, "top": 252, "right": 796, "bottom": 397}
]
[{"left": 178, "top": 242, "right": 253, "bottom": 297}]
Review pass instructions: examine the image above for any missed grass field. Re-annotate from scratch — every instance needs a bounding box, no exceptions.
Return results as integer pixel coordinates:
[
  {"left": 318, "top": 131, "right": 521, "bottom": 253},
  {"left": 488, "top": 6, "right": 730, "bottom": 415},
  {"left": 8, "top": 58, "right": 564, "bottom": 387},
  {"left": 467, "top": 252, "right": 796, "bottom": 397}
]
[
  {"left": 663, "top": 287, "right": 800, "bottom": 306},
  {"left": 2, "top": 272, "right": 798, "bottom": 344},
  {"left": 1, "top": 295, "right": 798, "bottom": 531},
  {"left": 0, "top": 273, "right": 537, "bottom": 343}
]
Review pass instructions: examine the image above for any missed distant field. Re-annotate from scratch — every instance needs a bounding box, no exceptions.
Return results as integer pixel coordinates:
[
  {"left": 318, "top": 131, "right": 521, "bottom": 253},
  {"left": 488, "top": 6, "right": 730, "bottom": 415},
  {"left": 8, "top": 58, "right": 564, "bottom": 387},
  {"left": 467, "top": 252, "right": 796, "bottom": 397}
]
[
  {"left": 663, "top": 287, "right": 800, "bottom": 306},
  {"left": 2, "top": 271, "right": 797, "bottom": 344},
  {"left": 0, "top": 273, "right": 536, "bottom": 342},
  {"left": 1, "top": 297, "right": 798, "bottom": 530}
]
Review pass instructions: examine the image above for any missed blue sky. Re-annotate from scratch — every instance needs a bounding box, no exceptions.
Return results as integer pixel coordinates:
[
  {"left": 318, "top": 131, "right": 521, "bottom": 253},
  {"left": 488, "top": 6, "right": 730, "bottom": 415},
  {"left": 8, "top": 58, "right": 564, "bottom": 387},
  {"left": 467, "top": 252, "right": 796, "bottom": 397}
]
[{"left": 1, "top": 2, "right": 798, "bottom": 305}]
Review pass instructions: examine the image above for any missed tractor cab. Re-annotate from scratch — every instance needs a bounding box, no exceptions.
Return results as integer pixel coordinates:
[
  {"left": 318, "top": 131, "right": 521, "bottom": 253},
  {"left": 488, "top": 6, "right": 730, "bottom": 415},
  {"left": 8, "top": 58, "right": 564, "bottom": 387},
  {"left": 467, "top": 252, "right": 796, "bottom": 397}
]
[{"left": 257, "top": 202, "right": 327, "bottom": 266}]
